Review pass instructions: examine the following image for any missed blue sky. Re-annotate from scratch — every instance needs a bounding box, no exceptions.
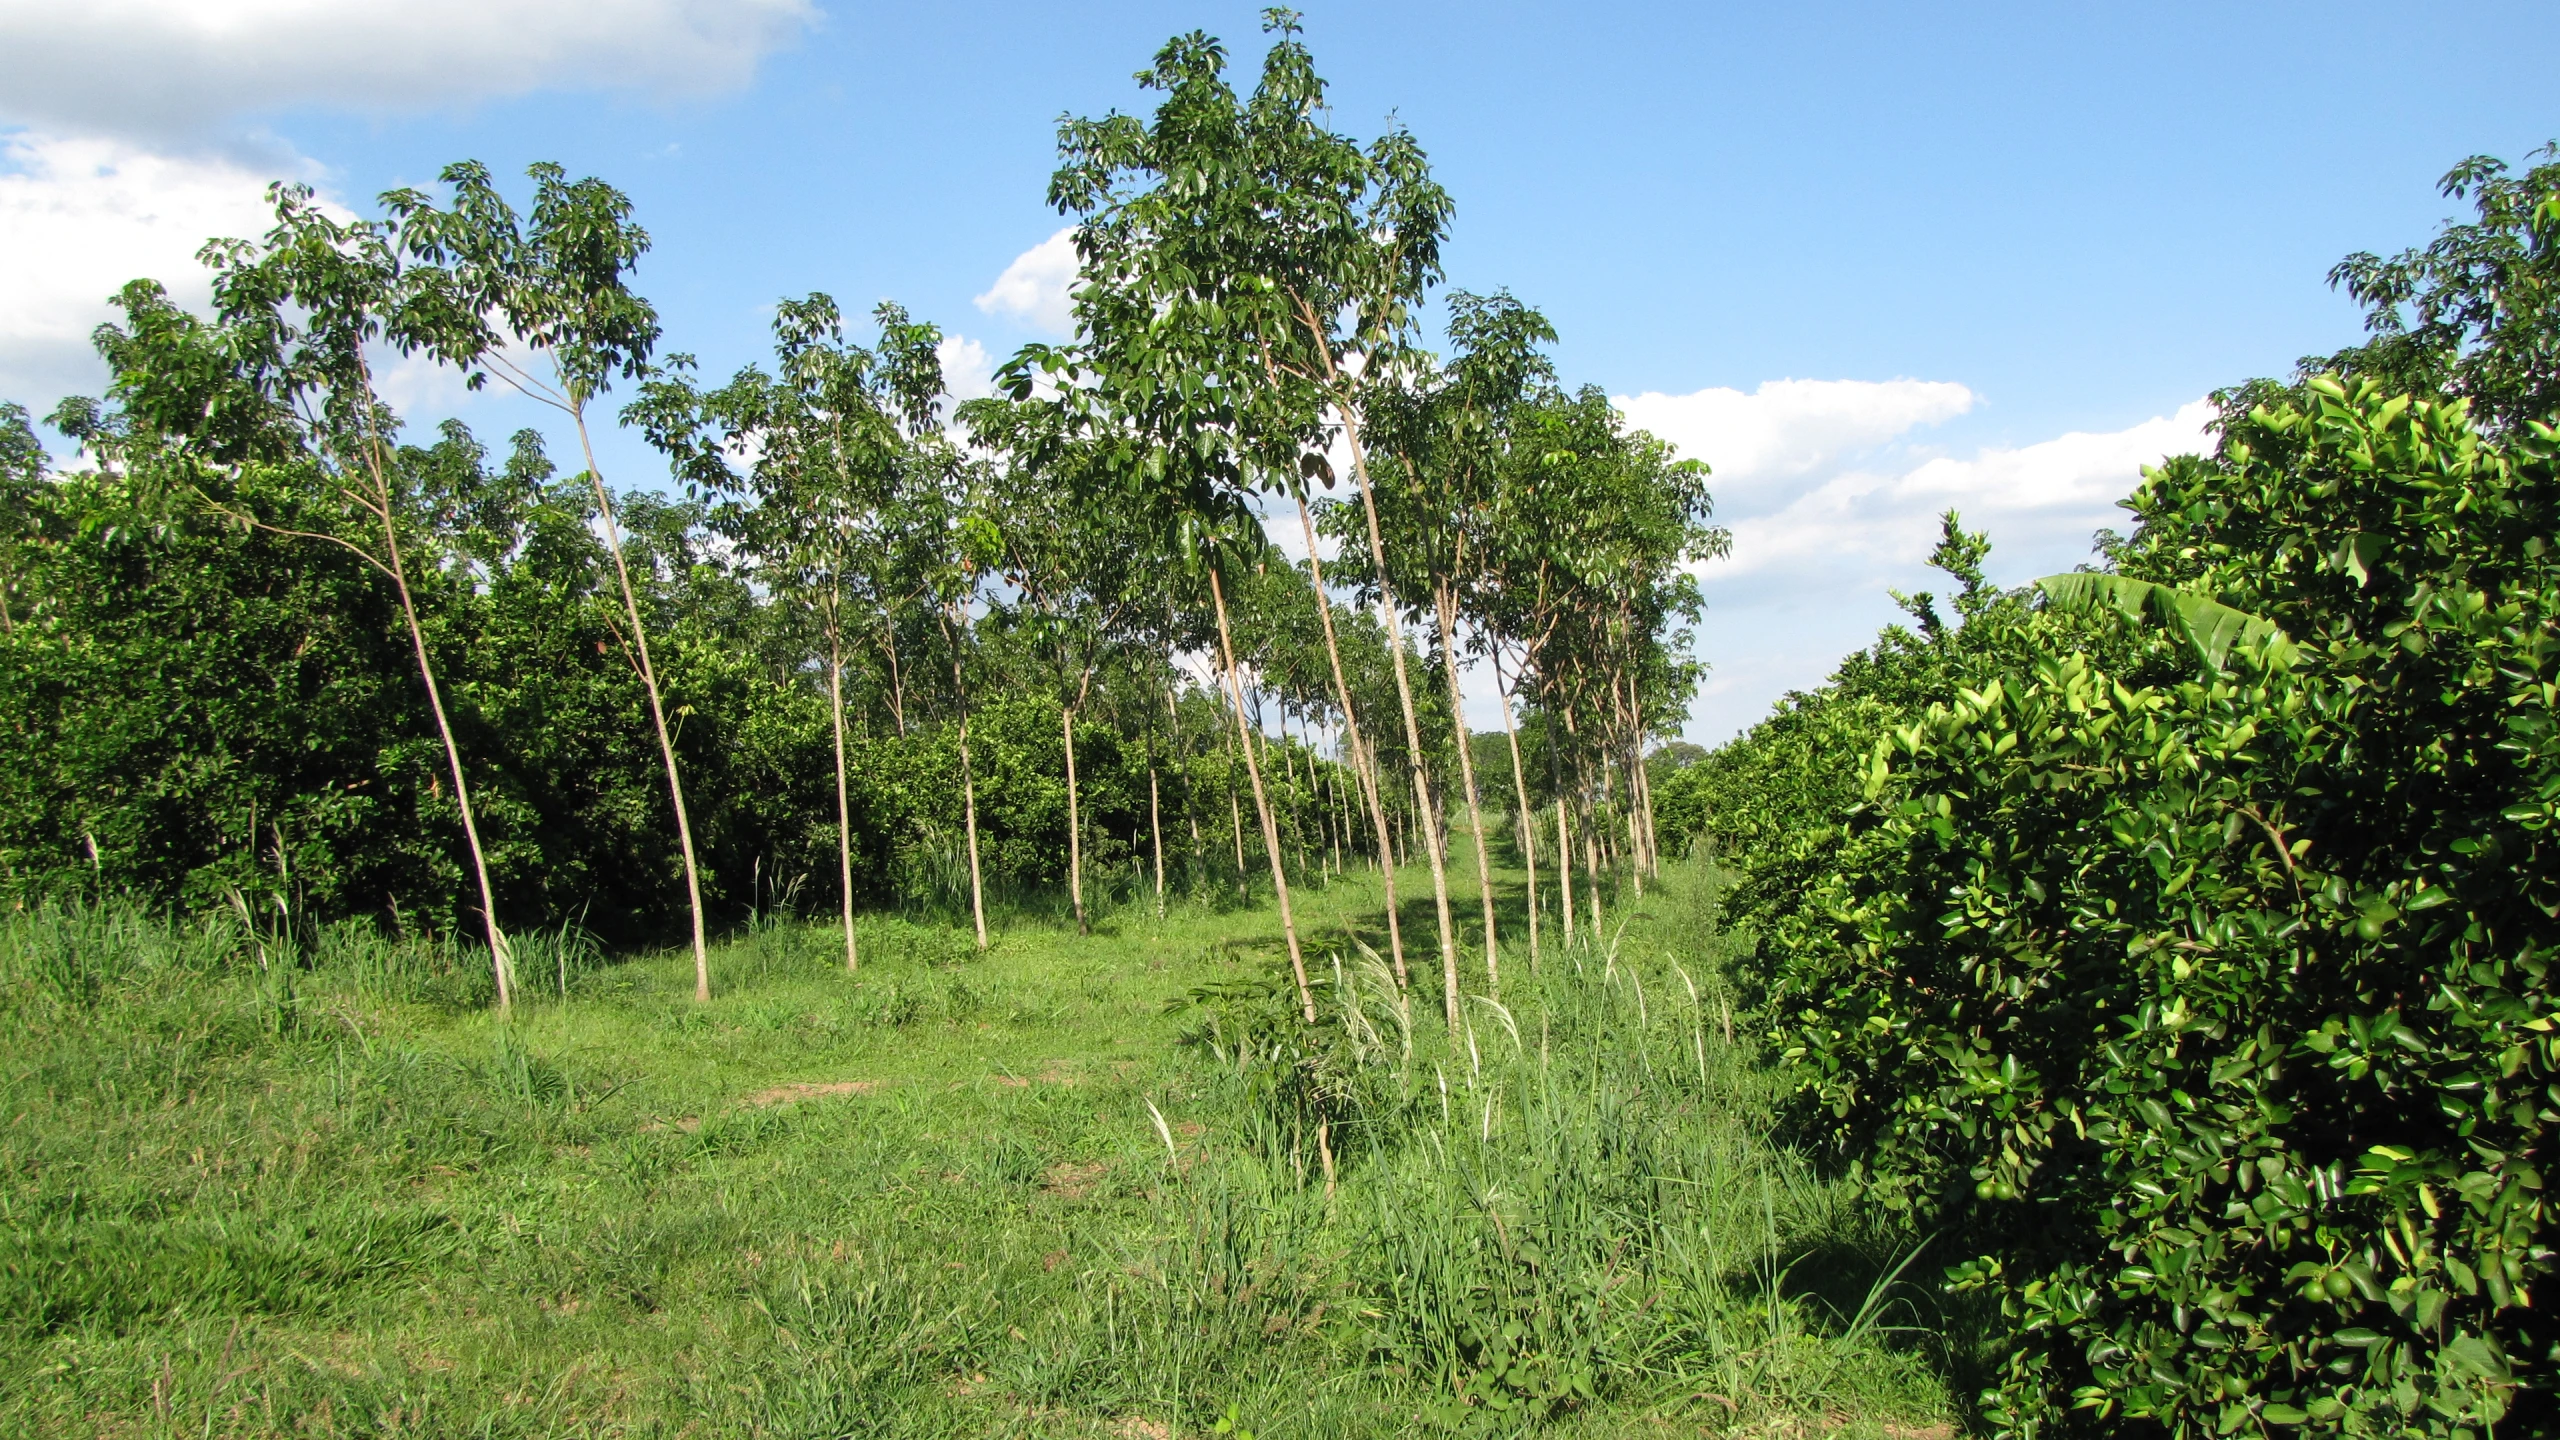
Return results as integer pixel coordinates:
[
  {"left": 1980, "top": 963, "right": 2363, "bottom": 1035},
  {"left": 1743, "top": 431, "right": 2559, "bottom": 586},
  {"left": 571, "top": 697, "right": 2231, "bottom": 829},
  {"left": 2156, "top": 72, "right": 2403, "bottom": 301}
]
[{"left": 5, "top": 1, "right": 2556, "bottom": 739}]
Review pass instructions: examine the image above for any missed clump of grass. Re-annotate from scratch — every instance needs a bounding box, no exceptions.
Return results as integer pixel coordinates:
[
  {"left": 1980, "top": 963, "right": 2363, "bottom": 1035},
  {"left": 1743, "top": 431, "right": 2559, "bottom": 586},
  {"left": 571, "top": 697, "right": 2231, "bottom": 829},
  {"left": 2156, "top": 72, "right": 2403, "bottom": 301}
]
[{"left": 1169, "top": 897, "right": 1946, "bottom": 1432}]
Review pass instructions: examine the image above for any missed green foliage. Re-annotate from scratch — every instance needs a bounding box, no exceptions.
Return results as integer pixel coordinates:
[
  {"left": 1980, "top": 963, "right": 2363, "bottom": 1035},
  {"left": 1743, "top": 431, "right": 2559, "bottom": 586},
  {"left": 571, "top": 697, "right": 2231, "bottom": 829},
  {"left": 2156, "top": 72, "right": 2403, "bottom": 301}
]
[
  {"left": 0, "top": 436, "right": 1353, "bottom": 939},
  {"left": 1712, "top": 381, "right": 2560, "bottom": 1436},
  {"left": 0, "top": 862, "right": 1950, "bottom": 1437},
  {"left": 2314, "top": 145, "right": 2560, "bottom": 433},
  {"left": 2034, "top": 571, "right": 2293, "bottom": 670}
]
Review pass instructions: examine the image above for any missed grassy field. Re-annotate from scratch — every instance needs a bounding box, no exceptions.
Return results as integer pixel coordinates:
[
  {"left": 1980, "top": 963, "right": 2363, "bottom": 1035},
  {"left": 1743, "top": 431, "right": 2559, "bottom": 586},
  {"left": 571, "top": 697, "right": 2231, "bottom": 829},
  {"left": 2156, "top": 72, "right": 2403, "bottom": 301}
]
[{"left": 0, "top": 842, "right": 1966, "bottom": 1438}]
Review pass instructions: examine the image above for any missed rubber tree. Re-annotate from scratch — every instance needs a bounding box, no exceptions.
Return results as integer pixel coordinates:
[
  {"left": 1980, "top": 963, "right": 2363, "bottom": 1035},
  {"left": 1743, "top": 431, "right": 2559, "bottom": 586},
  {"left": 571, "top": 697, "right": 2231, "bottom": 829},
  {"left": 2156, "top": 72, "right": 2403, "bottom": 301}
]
[
  {"left": 1030, "top": 10, "right": 1453, "bottom": 1018},
  {"left": 922, "top": 457, "right": 999, "bottom": 950},
  {"left": 632, "top": 295, "right": 944, "bottom": 973},
  {"left": 385, "top": 162, "right": 714, "bottom": 1001},
  {"left": 97, "top": 185, "right": 518, "bottom": 1008},
  {"left": 1490, "top": 383, "right": 1725, "bottom": 911},
  {"left": 1351, "top": 289, "right": 1560, "bottom": 999},
  {"left": 961, "top": 393, "right": 1157, "bottom": 936}
]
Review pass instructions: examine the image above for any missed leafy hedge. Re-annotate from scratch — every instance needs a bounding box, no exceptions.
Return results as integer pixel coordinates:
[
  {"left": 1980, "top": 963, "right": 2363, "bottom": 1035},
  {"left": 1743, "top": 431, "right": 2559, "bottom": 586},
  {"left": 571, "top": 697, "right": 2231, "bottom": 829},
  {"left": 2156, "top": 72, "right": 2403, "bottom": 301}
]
[
  {"left": 0, "top": 451, "right": 1318, "bottom": 939},
  {"left": 1703, "top": 380, "right": 2557, "bottom": 1435}
]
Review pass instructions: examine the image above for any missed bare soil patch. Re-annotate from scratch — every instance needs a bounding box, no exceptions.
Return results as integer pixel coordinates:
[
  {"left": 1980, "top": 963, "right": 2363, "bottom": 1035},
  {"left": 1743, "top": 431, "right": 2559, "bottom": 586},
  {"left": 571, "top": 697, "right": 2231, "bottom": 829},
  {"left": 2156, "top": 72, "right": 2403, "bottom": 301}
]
[{"left": 742, "top": 1080, "right": 879, "bottom": 1107}]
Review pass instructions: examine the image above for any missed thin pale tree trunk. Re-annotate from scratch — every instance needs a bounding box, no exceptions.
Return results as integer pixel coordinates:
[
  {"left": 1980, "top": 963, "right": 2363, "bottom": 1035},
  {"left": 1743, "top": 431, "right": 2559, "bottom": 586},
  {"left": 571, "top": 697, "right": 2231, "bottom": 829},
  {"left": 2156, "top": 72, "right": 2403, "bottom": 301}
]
[
  {"left": 1492, "top": 648, "right": 1538, "bottom": 972},
  {"left": 1063, "top": 683, "right": 1089, "bottom": 935},
  {"left": 1647, "top": 747, "right": 1664, "bottom": 874},
  {"left": 1331, "top": 727, "right": 1351, "bottom": 876},
  {"left": 570, "top": 415, "right": 708, "bottom": 1000},
  {"left": 1168, "top": 678, "right": 1205, "bottom": 886},
  {"left": 1208, "top": 566, "right": 1315, "bottom": 1023},
  {"left": 1149, "top": 749, "right": 1166, "bottom": 917},
  {"left": 882, "top": 618, "right": 907, "bottom": 735},
  {"left": 358, "top": 444, "right": 512, "bottom": 1010},
  {"left": 1291, "top": 494, "right": 1407, "bottom": 986},
  {"left": 1557, "top": 797, "right": 1575, "bottom": 945},
  {"left": 827, "top": 598, "right": 859, "bottom": 972},
  {"left": 1289, "top": 311, "right": 1449, "bottom": 1006},
  {"left": 1610, "top": 753, "right": 1640, "bottom": 898},
  {"left": 245, "top": 407, "right": 512, "bottom": 1007},
  {"left": 1586, "top": 828, "right": 1605, "bottom": 941},
  {"left": 960, "top": 725, "right": 987, "bottom": 948},
  {"left": 1435, "top": 580, "right": 1499, "bottom": 998},
  {"left": 1280, "top": 712, "right": 1312, "bottom": 879},
  {"left": 941, "top": 605, "right": 988, "bottom": 950},
  {"left": 1227, "top": 733, "right": 1249, "bottom": 884},
  {"left": 1610, "top": 672, "right": 1649, "bottom": 893},
  {"left": 1344, "top": 436, "right": 1457, "bottom": 1028},
  {"left": 1632, "top": 722, "right": 1663, "bottom": 877}
]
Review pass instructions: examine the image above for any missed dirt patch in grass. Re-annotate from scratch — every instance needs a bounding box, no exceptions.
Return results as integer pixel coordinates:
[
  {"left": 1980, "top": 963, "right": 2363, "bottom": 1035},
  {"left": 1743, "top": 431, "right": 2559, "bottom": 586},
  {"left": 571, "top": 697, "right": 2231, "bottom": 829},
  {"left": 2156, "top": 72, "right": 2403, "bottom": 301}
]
[
  {"left": 1041, "top": 1160, "right": 1109, "bottom": 1198},
  {"left": 742, "top": 1080, "right": 879, "bottom": 1107}
]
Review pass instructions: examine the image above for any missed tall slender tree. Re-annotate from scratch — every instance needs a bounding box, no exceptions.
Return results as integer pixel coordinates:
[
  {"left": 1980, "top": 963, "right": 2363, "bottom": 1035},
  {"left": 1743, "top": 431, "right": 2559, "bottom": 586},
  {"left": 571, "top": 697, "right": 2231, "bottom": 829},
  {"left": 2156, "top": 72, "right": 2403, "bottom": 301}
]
[
  {"left": 98, "top": 186, "right": 519, "bottom": 1007},
  {"left": 632, "top": 295, "right": 945, "bottom": 973},
  {"left": 1025, "top": 10, "right": 1454, "bottom": 1021},
  {"left": 387, "top": 162, "right": 711, "bottom": 999},
  {"left": 1355, "top": 290, "right": 1561, "bottom": 997},
  {"left": 963, "top": 395, "right": 1157, "bottom": 935}
]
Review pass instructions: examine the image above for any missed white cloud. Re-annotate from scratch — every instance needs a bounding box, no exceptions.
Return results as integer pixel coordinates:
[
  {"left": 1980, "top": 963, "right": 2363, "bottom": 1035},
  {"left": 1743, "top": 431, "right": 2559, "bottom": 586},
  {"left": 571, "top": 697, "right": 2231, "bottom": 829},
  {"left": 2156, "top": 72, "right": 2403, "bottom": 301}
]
[
  {"left": 0, "top": 130, "right": 290, "bottom": 409},
  {"left": 1714, "top": 399, "right": 2217, "bottom": 580},
  {"left": 0, "top": 0, "right": 817, "bottom": 139},
  {"left": 1673, "top": 394, "right": 2220, "bottom": 744},
  {"left": 936, "top": 334, "right": 997, "bottom": 405},
  {"left": 973, "top": 227, "right": 1078, "bottom": 336},
  {"left": 1614, "top": 377, "right": 1975, "bottom": 497}
]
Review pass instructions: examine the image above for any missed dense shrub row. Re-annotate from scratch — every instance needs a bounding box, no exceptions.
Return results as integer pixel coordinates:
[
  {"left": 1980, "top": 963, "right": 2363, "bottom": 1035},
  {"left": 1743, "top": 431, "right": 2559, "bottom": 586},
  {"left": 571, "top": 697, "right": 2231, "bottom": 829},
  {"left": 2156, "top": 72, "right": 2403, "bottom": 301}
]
[
  {"left": 1689, "top": 387, "right": 2559, "bottom": 1435},
  {"left": 0, "top": 444, "right": 1322, "bottom": 942},
  {"left": 1676, "top": 153, "right": 2560, "bottom": 1436}
]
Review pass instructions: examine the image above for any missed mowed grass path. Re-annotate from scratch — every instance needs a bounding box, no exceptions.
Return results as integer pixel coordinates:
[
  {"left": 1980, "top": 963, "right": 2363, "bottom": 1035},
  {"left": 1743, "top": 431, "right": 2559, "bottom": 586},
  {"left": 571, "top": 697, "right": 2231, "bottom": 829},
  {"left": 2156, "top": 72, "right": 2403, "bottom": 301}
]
[{"left": 1, "top": 843, "right": 1960, "bottom": 1438}]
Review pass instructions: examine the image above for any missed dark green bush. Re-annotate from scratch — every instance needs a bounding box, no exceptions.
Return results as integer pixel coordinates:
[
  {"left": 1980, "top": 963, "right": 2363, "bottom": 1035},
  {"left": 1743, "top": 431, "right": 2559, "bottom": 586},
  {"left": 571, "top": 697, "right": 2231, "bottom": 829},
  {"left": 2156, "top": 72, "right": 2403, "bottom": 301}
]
[{"left": 1730, "top": 381, "right": 2558, "bottom": 1435}]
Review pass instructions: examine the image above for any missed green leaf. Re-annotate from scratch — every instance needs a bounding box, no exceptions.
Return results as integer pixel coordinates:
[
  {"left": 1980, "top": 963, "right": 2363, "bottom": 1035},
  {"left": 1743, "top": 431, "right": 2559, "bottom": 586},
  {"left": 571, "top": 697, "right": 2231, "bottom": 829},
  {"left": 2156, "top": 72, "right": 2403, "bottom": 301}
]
[{"left": 2034, "top": 572, "right": 2294, "bottom": 671}]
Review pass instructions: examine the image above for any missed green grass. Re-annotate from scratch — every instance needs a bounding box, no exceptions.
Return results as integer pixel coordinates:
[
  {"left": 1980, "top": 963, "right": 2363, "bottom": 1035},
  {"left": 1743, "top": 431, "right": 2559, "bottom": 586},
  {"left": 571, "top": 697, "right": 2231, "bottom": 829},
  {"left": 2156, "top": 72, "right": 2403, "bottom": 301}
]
[{"left": 0, "top": 844, "right": 1963, "bottom": 1437}]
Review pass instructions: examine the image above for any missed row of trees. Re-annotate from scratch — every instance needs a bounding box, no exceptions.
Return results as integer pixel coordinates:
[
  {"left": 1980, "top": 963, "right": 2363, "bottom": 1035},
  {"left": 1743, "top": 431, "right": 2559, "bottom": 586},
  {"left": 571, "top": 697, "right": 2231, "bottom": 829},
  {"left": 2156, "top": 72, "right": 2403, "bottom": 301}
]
[{"left": 0, "top": 12, "right": 1725, "bottom": 1022}]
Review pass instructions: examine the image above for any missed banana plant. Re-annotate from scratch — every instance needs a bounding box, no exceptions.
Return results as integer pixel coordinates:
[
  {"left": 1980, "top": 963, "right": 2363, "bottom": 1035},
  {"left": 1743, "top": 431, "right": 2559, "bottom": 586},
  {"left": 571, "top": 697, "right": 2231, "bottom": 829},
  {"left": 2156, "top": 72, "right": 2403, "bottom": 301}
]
[{"left": 2034, "top": 571, "right": 2295, "bottom": 671}]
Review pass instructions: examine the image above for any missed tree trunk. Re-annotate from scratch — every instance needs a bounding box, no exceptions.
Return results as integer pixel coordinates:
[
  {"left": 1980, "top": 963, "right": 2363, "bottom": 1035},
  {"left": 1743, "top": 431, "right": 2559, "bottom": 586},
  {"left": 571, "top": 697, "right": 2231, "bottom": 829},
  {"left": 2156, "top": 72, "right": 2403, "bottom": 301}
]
[
  {"left": 1493, "top": 648, "right": 1538, "bottom": 972},
  {"left": 941, "top": 605, "right": 988, "bottom": 950},
  {"left": 375, "top": 471, "right": 511, "bottom": 1011},
  {"left": 1227, "top": 742, "right": 1248, "bottom": 886},
  {"left": 1342, "top": 435, "right": 1457, "bottom": 1029},
  {"left": 1292, "top": 494, "right": 1406, "bottom": 987},
  {"left": 882, "top": 617, "right": 907, "bottom": 736},
  {"left": 1064, "top": 699, "right": 1087, "bottom": 935},
  {"left": 1209, "top": 565, "right": 1315, "bottom": 1023},
  {"left": 828, "top": 600, "right": 859, "bottom": 973},
  {"left": 1586, "top": 829, "right": 1604, "bottom": 943},
  {"left": 1168, "top": 679, "right": 1205, "bottom": 887},
  {"left": 1149, "top": 749, "right": 1165, "bottom": 917},
  {"left": 960, "top": 720, "right": 987, "bottom": 949},
  {"left": 1280, "top": 712, "right": 1312, "bottom": 879},
  {"left": 571, "top": 416, "right": 708, "bottom": 1002},
  {"left": 1557, "top": 797, "right": 1575, "bottom": 945},
  {"left": 1648, "top": 753, "right": 1664, "bottom": 875},
  {"left": 1331, "top": 727, "right": 1351, "bottom": 876},
  {"left": 1633, "top": 729, "right": 1663, "bottom": 877},
  {"left": 1435, "top": 580, "right": 1500, "bottom": 998}
]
